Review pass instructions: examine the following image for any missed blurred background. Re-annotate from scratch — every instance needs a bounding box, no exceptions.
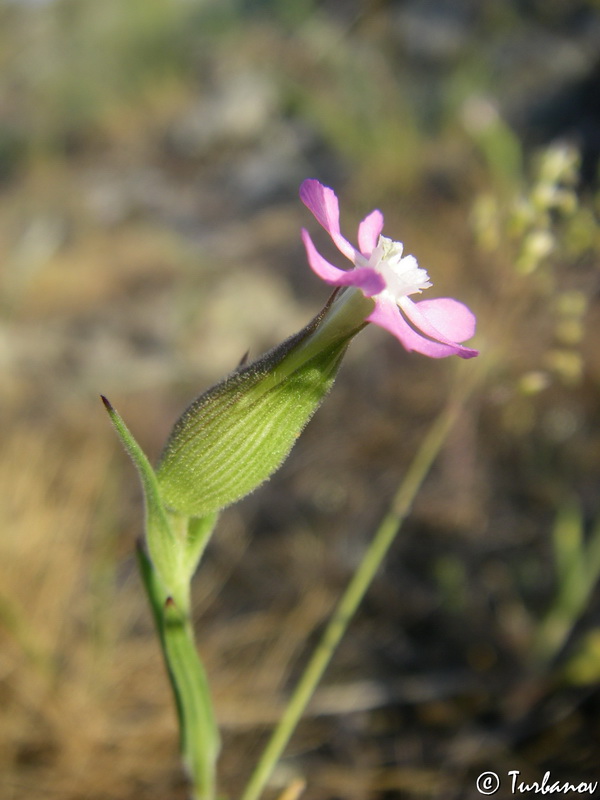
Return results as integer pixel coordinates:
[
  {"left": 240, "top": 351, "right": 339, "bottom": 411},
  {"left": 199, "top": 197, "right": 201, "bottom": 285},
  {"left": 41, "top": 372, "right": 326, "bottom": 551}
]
[{"left": 1, "top": 1, "right": 600, "bottom": 798}]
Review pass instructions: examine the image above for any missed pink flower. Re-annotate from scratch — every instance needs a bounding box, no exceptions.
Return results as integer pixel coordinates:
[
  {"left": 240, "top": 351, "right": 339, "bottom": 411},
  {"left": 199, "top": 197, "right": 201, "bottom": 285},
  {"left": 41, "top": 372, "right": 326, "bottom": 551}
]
[{"left": 300, "top": 179, "right": 478, "bottom": 359}]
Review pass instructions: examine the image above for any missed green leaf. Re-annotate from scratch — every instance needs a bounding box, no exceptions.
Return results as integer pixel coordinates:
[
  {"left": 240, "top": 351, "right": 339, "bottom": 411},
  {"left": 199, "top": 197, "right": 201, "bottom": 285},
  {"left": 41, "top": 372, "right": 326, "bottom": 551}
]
[{"left": 102, "top": 395, "right": 184, "bottom": 601}]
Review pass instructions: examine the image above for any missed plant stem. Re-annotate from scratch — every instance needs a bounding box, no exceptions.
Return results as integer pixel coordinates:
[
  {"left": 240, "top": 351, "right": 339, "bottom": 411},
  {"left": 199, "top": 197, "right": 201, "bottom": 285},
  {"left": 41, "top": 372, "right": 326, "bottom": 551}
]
[
  {"left": 240, "top": 363, "right": 481, "bottom": 800},
  {"left": 138, "top": 545, "right": 220, "bottom": 800},
  {"left": 163, "top": 598, "right": 220, "bottom": 800}
]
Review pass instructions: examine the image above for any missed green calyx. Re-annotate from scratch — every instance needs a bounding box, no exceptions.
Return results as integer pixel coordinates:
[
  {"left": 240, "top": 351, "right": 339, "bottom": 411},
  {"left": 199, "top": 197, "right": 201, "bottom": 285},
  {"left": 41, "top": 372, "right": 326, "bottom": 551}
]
[
  {"left": 156, "top": 289, "right": 374, "bottom": 517},
  {"left": 103, "top": 288, "right": 373, "bottom": 568}
]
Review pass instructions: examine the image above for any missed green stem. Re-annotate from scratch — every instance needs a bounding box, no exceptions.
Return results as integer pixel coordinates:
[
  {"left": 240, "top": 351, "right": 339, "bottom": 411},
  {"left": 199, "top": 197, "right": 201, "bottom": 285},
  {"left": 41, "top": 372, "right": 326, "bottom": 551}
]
[
  {"left": 138, "top": 546, "right": 220, "bottom": 800},
  {"left": 240, "top": 363, "right": 482, "bottom": 800}
]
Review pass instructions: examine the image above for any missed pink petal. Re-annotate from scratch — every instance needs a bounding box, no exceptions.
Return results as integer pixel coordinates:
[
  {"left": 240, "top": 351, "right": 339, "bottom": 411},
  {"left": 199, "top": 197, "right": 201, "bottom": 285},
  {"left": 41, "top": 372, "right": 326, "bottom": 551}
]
[
  {"left": 299, "top": 179, "right": 357, "bottom": 262},
  {"left": 367, "top": 296, "right": 465, "bottom": 358},
  {"left": 299, "top": 179, "right": 340, "bottom": 234},
  {"left": 301, "top": 230, "right": 385, "bottom": 295},
  {"left": 413, "top": 298, "right": 477, "bottom": 342},
  {"left": 399, "top": 297, "right": 478, "bottom": 358},
  {"left": 357, "top": 209, "right": 384, "bottom": 256}
]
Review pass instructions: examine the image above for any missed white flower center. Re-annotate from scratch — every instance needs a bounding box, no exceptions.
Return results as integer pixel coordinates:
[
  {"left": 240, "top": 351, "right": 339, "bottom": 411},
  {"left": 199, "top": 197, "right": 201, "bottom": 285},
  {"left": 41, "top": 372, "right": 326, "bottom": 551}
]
[{"left": 367, "top": 235, "right": 432, "bottom": 300}]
